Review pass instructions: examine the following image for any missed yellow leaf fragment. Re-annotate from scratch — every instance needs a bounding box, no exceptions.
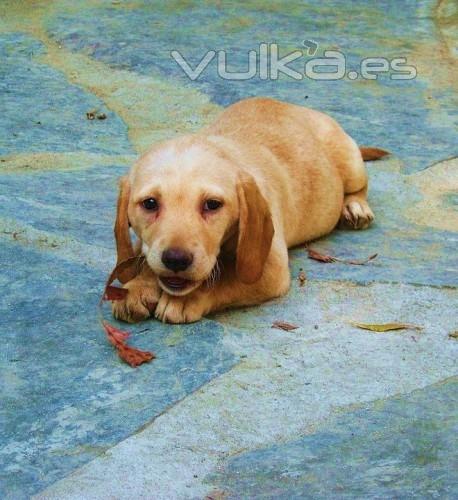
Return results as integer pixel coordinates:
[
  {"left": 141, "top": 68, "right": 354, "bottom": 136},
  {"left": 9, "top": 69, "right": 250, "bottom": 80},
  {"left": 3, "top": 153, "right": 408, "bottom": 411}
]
[
  {"left": 351, "top": 322, "right": 423, "bottom": 333},
  {"left": 448, "top": 331, "right": 458, "bottom": 339}
]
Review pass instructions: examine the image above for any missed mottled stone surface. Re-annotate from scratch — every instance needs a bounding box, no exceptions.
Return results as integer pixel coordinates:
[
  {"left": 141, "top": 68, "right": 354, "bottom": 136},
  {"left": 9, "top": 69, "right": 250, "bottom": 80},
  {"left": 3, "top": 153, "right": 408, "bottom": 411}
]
[
  {"left": 209, "top": 379, "right": 458, "bottom": 499},
  {"left": 44, "top": 0, "right": 457, "bottom": 172},
  {"left": 0, "top": 33, "right": 132, "bottom": 156},
  {"left": 0, "top": 166, "right": 124, "bottom": 248},
  {"left": 0, "top": 0, "right": 456, "bottom": 498},
  {"left": 34, "top": 281, "right": 458, "bottom": 499},
  {"left": 0, "top": 240, "right": 237, "bottom": 498}
]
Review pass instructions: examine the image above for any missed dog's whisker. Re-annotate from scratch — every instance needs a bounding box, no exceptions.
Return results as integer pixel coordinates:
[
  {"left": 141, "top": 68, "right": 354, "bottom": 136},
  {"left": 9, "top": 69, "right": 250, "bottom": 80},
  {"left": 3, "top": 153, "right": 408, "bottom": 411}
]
[
  {"left": 205, "top": 259, "right": 221, "bottom": 289},
  {"left": 205, "top": 269, "right": 215, "bottom": 289}
]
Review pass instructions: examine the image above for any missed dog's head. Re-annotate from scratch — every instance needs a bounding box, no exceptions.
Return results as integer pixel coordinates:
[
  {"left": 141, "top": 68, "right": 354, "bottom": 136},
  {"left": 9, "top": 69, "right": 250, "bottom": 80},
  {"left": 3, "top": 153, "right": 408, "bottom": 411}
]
[{"left": 114, "top": 139, "right": 274, "bottom": 295}]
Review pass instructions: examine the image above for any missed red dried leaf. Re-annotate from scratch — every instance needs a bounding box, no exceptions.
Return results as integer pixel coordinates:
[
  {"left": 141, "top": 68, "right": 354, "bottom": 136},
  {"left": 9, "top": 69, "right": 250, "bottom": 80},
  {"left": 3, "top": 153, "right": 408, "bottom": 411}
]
[
  {"left": 104, "top": 285, "right": 128, "bottom": 301},
  {"left": 117, "top": 344, "right": 155, "bottom": 367},
  {"left": 102, "top": 321, "right": 154, "bottom": 367},
  {"left": 103, "top": 321, "right": 130, "bottom": 346},
  {"left": 100, "top": 256, "right": 155, "bottom": 368},
  {"left": 272, "top": 321, "right": 299, "bottom": 331},
  {"left": 205, "top": 491, "right": 229, "bottom": 500}
]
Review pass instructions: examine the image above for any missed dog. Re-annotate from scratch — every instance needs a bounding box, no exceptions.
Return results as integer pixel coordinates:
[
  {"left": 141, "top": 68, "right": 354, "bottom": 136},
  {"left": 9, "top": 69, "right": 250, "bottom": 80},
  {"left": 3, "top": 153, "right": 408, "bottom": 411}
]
[{"left": 112, "top": 97, "right": 385, "bottom": 324}]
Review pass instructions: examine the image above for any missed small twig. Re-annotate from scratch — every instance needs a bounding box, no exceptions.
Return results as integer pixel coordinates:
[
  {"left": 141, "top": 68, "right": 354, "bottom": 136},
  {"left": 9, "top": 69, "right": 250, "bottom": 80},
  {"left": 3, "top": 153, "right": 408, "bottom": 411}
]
[{"left": 307, "top": 246, "right": 378, "bottom": 265}]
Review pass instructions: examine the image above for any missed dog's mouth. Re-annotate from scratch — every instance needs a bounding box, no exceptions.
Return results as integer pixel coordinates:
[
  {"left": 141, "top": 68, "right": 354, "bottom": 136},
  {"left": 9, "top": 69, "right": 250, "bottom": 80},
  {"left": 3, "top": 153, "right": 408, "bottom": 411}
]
[{"left": 159, "top": 276, "right": 194, "bottom": 293}]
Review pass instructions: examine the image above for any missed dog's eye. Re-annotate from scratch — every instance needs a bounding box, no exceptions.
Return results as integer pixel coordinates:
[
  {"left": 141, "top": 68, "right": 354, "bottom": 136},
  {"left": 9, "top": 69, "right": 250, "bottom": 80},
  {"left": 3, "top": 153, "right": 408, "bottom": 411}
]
[
  {"left": 142, "top": 198, "right": 159, "bottom": 211},
  {"left": 203, "top": 199, "right": 223, "bottom": 212}
]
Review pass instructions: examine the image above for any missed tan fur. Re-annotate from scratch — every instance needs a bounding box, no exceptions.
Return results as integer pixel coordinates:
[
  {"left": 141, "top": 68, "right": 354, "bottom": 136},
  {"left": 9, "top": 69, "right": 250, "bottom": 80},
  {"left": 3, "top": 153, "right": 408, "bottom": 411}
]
[{"left": 112, "top": 97, "right": 377, "bottom": 323}]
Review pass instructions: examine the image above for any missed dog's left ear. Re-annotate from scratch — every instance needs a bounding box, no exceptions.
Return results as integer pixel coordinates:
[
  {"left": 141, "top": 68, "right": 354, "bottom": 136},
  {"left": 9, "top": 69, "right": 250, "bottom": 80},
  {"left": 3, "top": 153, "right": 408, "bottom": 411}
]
[
  {"left": 236, "top": 172, "right": 274, "bottom": 284},
  {"left": 114, "top": 176, "right": 137, "bottom": 283}
]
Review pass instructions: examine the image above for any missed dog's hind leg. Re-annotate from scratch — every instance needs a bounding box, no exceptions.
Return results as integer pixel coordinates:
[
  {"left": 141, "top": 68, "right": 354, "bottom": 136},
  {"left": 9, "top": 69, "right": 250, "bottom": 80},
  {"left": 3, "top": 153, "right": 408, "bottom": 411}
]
[
  {"left": 340, "top": 184, "right": 374, "bottom": 230},
  {"left": 337, "top": 138, "right": 376, "bottom": 230}
]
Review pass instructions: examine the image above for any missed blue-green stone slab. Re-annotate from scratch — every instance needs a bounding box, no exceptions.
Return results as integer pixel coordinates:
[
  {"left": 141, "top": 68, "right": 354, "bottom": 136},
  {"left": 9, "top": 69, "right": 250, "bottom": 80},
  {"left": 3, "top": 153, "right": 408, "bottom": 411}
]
[
  {"left": 0, "top": 33, "right": 133, "bottom": 156},
  {"left": 0, "top": 166, "right": 125, "bottom": 248},
  {"left": 207, "top": 378, "right": 458, "bottom": 499},
  {"left": 0, "top": 240, "right": 237, "bottom": 499},
  {"left": 45, "top": 0, "right": 457, "bottom": 172}
]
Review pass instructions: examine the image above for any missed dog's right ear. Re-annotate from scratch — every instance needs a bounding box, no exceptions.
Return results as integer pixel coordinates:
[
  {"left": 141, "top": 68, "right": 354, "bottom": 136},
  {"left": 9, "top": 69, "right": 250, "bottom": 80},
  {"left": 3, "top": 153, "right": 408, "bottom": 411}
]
[{"left": 114, "top": 176, "right": 137, "bottom": 283}]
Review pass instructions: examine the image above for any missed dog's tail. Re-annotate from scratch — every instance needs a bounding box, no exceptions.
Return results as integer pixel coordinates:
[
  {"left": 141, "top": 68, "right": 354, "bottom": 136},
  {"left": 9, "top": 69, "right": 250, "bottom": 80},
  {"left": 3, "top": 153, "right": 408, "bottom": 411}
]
[{"left": 359, "top": 146, "right": 390, "bottom": 161}]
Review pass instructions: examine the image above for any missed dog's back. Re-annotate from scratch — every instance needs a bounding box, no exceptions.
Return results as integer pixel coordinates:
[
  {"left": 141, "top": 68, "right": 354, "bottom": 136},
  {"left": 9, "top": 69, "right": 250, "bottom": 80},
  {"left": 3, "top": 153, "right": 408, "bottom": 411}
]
[{"left": 203, "top": 97, "right": 354, "bottom": 245}]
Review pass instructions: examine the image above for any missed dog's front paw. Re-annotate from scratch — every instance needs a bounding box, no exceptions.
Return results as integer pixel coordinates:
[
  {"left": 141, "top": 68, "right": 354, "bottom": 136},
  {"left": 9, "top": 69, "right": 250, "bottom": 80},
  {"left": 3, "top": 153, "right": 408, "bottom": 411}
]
[
  {"left": 154, "top": 291, "right": 211, "bottom": 324},
  {"left": 112, "top": 279, "right": 161, "bottom": 323}
]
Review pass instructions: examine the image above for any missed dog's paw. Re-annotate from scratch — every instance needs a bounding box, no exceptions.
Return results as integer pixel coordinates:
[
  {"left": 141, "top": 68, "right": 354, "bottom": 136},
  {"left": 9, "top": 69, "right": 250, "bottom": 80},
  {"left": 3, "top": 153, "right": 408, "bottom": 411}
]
[
  {"left": 112, "top": 279, "right": 160, "bottom": 323},
  {"left": 155, "top": 291, "right": 211, "bottom": 324},
  {"left": 340, "top": 199, "right": 374, "bottom": 230}
]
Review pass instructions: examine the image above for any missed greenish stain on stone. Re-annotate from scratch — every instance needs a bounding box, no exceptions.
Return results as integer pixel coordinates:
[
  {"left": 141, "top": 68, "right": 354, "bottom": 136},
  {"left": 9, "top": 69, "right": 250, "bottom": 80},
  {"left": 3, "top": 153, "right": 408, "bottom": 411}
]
[
  {"left": 441, "top": 191, "right": 458, "bottom": 208},
  {"left": 164, "top": 326, "right": 187, "bottom": 347},
  {"left": 0, "top": 152, "right": 136, "bottom": 174}
]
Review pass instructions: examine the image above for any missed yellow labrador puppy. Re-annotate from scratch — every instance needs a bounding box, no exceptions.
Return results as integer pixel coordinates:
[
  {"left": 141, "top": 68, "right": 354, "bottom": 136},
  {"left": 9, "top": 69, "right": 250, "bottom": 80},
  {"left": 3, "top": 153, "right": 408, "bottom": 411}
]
[{"left": 112, "top": 97, "right": 385, "bottom": 323}]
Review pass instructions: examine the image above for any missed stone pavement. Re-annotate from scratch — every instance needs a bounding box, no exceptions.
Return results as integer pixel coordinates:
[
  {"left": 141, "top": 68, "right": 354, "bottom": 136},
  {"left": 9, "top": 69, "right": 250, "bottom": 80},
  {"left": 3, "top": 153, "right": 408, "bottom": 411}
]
[{"left": 0, "top": 1, "right": 456, "bottom": 498}]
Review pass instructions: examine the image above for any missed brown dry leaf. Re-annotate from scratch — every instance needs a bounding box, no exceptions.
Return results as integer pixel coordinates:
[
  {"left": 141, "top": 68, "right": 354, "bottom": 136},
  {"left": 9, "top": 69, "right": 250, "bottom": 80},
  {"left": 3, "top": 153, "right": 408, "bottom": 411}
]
[
  {"left": 448, "top": 331, "right": 458, "bottom": 339},
  {"left": 272, "top": 321, "right": 299, "bottom": 331},
  {"left": 104, "top": 285, "right": 128, "bottom": 301},
  {"left": 359, "top": 147, "right": 390, "bottom": 161},
  {"left": 307, "top": 247, "right": 336, "bottom": 263},
  {"left": 106, "top": 255, "right": 144, "bottom": 288},
  {"left": 351, "top": 322, "right": 423, "bottom": 333},
  {"left": 101, "top": 255, "right": 144, "bottom": 305},
  {"left": 307, "top": 247, "right": 378, "bottom": 265}
]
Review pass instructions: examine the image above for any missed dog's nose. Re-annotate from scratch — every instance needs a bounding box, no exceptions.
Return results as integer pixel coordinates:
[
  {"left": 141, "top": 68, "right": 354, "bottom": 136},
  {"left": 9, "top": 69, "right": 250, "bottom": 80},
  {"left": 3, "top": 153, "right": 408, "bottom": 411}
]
[{"left": 161, "top": 248, "right": 194, "bottom": 272}]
